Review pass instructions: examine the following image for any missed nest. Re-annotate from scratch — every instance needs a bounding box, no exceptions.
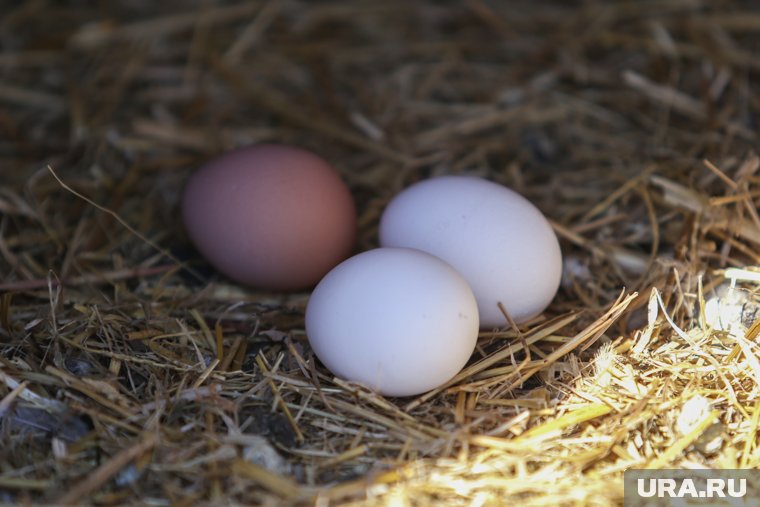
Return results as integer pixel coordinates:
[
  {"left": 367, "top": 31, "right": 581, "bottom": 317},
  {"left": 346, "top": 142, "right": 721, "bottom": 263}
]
[{"left": 1, "top": 1, "right": 759, "bottom": 505}]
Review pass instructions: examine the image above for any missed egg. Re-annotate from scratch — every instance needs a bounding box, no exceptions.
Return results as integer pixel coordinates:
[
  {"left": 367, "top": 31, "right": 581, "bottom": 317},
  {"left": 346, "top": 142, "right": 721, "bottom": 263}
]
[
  {"left": 305, "top": 248, "right": 479, "bottom": 397},
  {"left": 182, "top": 144, "right": 356, "bottom": 290},
  {"left": 379, "top": 175, "right": 562, "bottom": 327}
]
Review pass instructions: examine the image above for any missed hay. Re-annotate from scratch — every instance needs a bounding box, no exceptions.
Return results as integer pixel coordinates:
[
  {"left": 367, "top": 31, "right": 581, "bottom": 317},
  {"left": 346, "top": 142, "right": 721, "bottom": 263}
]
[{"left": 1, "top": 0, "right": 759, "bottom": 505}]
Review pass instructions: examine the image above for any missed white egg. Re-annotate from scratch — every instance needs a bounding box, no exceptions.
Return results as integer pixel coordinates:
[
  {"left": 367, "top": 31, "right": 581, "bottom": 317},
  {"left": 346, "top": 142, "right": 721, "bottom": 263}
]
[
  {"left": 305, "top": 248, "right": 479, "bottom": 397},
  {"left": 379, "top": 176, "right": 562, "bottom": 328}
]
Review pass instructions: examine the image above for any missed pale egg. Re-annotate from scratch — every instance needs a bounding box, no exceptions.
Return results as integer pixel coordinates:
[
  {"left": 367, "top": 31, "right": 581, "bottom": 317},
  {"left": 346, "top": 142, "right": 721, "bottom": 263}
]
[
  {"left": 379, "top": 175, "right": 562, "bottom": 327},
  {"left": 305, "top": 248, "right": 479, "bottom": 397}
]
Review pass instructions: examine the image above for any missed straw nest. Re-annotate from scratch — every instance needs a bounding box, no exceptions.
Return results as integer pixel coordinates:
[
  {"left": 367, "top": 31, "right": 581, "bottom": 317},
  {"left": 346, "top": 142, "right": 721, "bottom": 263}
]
[{"left": 1, "top": 1, "right": 759, "bottom": 505}]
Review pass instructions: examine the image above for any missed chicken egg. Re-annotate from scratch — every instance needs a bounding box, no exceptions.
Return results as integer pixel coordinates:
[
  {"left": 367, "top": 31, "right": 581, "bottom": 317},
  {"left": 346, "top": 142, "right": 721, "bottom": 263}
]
[
  {"left": 182, "top": 144, "right": 356, "bottom": 290},
  {"left": 305, "top": 248, "right": 479, "bottom": 397},
  {"left": 379, "top": 175, "right": 562, "bottom": 327}
]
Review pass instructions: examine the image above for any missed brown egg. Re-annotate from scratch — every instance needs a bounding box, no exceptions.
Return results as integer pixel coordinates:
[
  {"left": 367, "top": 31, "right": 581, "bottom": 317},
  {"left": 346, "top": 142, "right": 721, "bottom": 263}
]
[{"left": 182, "top": 144, "right": 357, "bottom": 290}]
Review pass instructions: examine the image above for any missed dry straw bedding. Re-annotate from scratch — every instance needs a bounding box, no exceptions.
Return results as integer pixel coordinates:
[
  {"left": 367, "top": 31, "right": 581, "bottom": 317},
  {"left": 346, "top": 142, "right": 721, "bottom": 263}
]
[{"left": 1, "top": 1, "right": 760, "bottom": 505}]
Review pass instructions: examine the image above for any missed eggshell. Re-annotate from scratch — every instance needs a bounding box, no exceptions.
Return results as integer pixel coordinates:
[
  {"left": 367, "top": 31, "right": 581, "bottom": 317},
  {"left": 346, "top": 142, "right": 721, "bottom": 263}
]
[
  {"left": 379, "top": 175, "right": 562, "bottom": 327},
  {"left": 182, "top": 144, "right": 356, "bottom": 290},
  {"left": 305, "top": 248, "right": 479, "bottom": 397}
]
